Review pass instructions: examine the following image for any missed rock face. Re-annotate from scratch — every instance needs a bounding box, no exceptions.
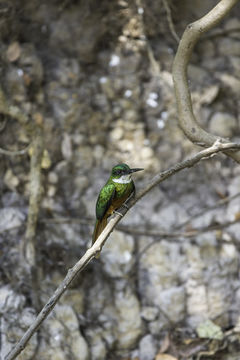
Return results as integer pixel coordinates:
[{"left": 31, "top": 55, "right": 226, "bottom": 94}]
[
  {"left": 139, "top": 241, "right": 186, "bottom": 324},
  {"left": 37, "top": 305, "right": 89, "bottom": 360},
  {"left": 101, "top": 231, "right": 135, "bottom": 277},
  {"left": 0, "top": 207, "right": 25, "bottom": 232},
  {"left": 209, "top": 112, "right": 237, "bottom": 138},
  {"left": 0, "top": 286, "right": 38, "bottom": 360},
  {"left": 1, "top": 0, "right": 240, "bottom": 359},
  {"left": 114, "top": 287, "right": 143, "bottom": 349},
  {"left": 139, "top": 334, "right": 157, "bottom": 360}
]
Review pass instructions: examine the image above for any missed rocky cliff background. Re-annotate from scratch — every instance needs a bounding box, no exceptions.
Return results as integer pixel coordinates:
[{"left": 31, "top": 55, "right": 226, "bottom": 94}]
[{"left": 1, "top": 0, "right": 240, "bottom": 359}]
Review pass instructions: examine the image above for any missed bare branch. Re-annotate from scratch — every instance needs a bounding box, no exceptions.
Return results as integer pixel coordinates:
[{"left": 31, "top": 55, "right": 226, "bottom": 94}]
[
  {"left": 118, "top": 218, "right": 240, "bottom": 240},
  {"left": 176, "top": 191, "right": 240, "bottom": 229},
  {"left": 162, "top": 0, "right": 180, "bottom": 42},
  {"left": 22, "top": 118, "right": 44, "bottom": 310},
  {"left": 0, "top": 143, "right": 31, "bottom": 156},
  {"left": 5, "top": 140, "right": 240, "bottom": 360},
  {"left": 135, "top": 0, "right": 161, "bottom": 75},
  {"left": 41, "top": 191, "right": 240, "bottom": 236},
  {"left": 23, "top": 122, "right": 44, "bottom": 265},
  {"left": 172, "top": 0, "right": 240, "bottom": 163}
]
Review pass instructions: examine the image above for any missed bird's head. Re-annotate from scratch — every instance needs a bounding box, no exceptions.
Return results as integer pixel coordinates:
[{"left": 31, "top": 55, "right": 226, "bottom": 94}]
[{"left": 111, "top": 164, "right": 143, "bottom": 183}]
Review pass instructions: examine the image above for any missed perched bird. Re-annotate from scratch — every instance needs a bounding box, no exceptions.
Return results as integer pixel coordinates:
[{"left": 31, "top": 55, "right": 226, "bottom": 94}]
[{"left": 92, "top": 163, "right": 143, "bottom": 246}]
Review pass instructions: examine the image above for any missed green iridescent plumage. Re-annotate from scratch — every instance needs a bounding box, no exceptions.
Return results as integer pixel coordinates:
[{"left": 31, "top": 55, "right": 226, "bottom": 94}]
[
  {"left": 92, "top": 164, "right": 143, "bottom": 248},
  {"left": 96, "top": 184, "right": 115, "bottom": 220}
]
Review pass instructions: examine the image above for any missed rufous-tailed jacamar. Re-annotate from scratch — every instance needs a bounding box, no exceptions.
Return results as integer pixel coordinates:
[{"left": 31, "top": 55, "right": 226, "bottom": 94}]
[{"left": 92, "top": 164, "right": 143, "bottom": 245}]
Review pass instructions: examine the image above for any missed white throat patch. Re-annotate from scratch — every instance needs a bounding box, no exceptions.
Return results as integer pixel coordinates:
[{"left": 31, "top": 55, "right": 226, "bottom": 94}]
[{"left": 113, "top": 174, "right": 132, "bottom": 184}]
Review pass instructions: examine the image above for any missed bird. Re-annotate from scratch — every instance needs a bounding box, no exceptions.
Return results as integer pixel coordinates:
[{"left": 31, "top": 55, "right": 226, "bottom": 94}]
[{"left": 92, "top": 163, "right": 143, "bottom": 246}]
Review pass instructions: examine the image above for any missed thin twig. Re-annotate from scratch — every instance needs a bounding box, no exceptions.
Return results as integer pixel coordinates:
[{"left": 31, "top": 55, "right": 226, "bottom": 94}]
[
  {"left": 119, "top": 218, "right": 240, "bottom": 239},
  {"left": 136, "top": 218, "right": 240, "bottom": 262},
  {"left": 23, "top": 120, "right": 44, "bottom": 310},
  {"left": 135, "top": 0, "right": 161, "bottom": 75},
  {"left": 40, "top": 191, "right": 240, "bottom": 231},
  {"left": 0, "top": 143, "right": 31, "bottom": 156},
  {"left": 176, "top": 191, "right": 240, "bottom": 229},
  {"left": 40, "top": 216, "right": 240, "bottom": 241},
  {"left": 0, "top": 117, "right": 7, "bottom": 132},
  {"left": 172, "top": 0, "right": 240, "bottom": 163},
  {"left": 162, "top": 0, "right": 179, "bottom": 42},
  {"left": 41, "top": 217, "right": 93, "bottom": 225},
  {"left": 5, "top": 140, "right": 240, "bottom": 360},
  {"left": 201, "top": 26, "right": 240, "bottom": 41},
  {"left": 130, "top": 141, "right": 240, "bottom": 207}
]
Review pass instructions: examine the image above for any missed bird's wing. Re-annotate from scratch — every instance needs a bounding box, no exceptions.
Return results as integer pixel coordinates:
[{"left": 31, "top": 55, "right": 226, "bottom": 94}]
[{"left": 96, "top": 183, "right": 115, "bottom": 220}]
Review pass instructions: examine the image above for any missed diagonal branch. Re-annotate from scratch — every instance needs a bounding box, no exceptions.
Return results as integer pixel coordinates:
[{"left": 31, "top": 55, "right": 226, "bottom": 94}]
[
  {"left": 172, "top": 0, "right": 240, "bottom": 163},
  {"left": 5, "top": 140, "right": 240, "bottom": 360}
]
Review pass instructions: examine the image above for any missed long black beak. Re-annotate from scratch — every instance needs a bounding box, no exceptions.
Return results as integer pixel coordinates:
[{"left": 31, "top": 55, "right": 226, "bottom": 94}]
[{"left": 129, "top": 168, "right": 144, "bottom": 173}]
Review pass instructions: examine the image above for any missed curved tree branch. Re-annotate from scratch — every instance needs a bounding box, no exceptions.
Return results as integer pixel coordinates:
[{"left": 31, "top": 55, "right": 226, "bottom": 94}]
[
  {"left": 172, "top": 0, "right": 240, "bottom": 163},
  {"left": 5, "top": 140, "right": 240, "bottom": 360},
  {"left": 0, "top": 144, "right": 31, "bottom": 156}
]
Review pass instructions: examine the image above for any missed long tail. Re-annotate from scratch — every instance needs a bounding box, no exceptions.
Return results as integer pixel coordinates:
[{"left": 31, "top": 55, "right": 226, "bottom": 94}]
[{"left": 92, "top": 217, "right": 107, "bottom": 246}]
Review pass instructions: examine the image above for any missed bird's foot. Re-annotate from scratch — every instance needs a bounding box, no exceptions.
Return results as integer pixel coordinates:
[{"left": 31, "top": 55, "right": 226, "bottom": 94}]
[{"left": 113, "top": 210, "right": 124, "bottom": 217}]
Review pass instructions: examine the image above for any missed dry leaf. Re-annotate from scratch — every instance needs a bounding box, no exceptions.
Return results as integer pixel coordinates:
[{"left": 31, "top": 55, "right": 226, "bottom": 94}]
[
  {"left": 155, "top": 354, "right": 178, "bottom": 360},
  {"left": 23, "top": 73, "right": 32, "bottom": 86},
  {"left": 33, "top": 112, "right": 44, "bottom": 126},
  {"left": 6, "top": 41, "right": 21, "bottom": 62},
  {"left": 215, "top": 189, "right": 227, "bottom": 199},
  {"left": 234, "top": 212, "right": 240, "bottom": 221},
  {"left": 158, "top": 333, "right": 170, "bottom": 354}
]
